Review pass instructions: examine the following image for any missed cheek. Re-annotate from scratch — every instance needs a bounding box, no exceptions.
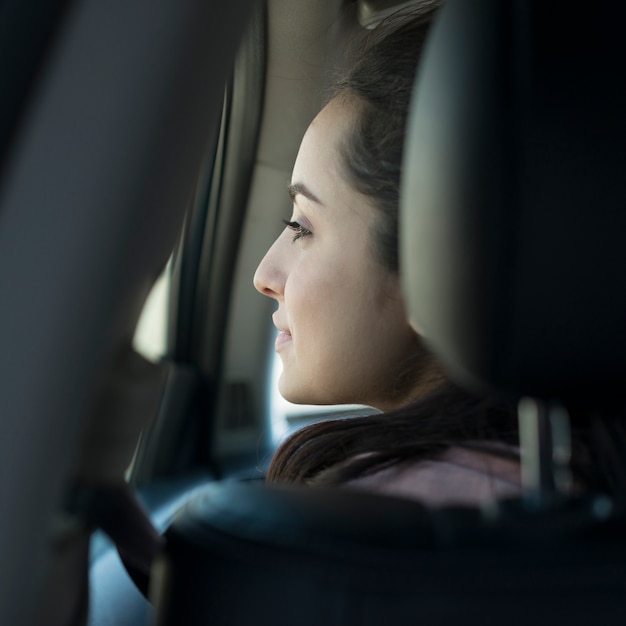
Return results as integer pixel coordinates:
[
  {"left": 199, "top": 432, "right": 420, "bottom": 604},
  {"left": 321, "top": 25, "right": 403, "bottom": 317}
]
[
  {"left": 284, "top": 259, "right": 334, "bottom": 333},
  {"left": 284, "top": 227, "right": 400, "bottom": 342},
  {"left": 347, "top": 264, "right": 415, "bottom": 355},
  {"left": 288, "top": 257, "right": 383, "bottom": 354},
  {"left": 282, "top": 256, "right": 350, "bottom": 371}
]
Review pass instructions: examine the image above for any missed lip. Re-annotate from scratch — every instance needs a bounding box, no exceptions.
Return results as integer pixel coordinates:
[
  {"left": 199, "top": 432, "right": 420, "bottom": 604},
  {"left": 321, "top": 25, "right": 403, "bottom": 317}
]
[
  {"left": 272, "top": 313, "right": 292, "bottom": 350},
  {"left": 274, "top": 330, "right": 292, "bottom": 351}
]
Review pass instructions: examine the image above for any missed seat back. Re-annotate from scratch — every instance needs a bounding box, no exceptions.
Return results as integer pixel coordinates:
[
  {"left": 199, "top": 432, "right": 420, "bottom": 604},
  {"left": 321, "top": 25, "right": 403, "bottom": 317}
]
[{"left": 401, "top": 0, "right": 626, "bottom": 404}]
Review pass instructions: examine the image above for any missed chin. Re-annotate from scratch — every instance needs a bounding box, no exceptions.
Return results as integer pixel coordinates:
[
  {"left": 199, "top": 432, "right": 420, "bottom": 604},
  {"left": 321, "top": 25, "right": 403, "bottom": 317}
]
[
  {"left": 279, "top": 368, "right": 362, "bottom": 406},
  {"left": 278, "top": 378, "right": 325, "bottom": 406},
  {"left": 277, "top": 378, "right": 305, "bottom": 405},
  {"left": 279, "top": 388, "right": 314, "bottom": 406}
]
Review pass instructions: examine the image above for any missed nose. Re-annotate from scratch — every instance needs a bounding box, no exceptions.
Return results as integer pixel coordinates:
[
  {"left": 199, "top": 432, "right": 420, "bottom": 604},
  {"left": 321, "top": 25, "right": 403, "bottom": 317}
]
[{"left": 253, "top": 239, "right": 285, "bottom": 300}]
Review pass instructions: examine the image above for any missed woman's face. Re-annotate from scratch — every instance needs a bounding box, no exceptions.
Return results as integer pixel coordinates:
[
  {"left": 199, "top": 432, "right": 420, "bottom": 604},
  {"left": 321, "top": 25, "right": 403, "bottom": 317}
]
[{"left": 253, "top": 97, "right": 420, "bottom": 410}]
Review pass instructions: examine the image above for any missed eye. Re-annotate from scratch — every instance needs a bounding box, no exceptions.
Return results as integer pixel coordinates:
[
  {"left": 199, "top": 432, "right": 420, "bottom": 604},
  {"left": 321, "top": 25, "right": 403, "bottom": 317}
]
[{"left": 282, "top": 219, "right": 312, "bottom": 242}]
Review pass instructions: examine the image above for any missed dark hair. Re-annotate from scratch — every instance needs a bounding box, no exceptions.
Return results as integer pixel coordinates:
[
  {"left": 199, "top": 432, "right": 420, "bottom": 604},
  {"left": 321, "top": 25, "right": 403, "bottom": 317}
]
[
  {"left": 267, "top": 379, "right": 520, "bottom": 485},
  {"left": 333, "top": 8, "right": 436, "bottom": 272}
]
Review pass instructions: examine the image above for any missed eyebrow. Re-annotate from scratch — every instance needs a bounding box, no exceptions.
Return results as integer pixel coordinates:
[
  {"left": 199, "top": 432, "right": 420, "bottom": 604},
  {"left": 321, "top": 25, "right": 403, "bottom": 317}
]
[{"left": 288, "top": 183, "right": 325, "bottom": 206}]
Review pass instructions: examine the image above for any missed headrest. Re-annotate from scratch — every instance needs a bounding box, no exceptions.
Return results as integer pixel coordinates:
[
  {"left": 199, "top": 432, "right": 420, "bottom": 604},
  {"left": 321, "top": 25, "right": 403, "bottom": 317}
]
[{"left": 401, "top": 0, "right": 626, "bottom": 404}]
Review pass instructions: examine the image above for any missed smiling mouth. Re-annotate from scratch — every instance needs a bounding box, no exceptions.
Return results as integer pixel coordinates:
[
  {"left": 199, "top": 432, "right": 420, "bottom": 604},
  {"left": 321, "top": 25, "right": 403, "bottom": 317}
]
[{"left": 275, "top": 330, "right": 292, "bottom": 351}]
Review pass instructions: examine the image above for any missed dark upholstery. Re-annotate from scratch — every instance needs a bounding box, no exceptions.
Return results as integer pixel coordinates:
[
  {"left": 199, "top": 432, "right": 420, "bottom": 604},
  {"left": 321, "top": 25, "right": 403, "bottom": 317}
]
[
  {"left": 401, "top": 0, "right": 626, "bottom": 402},
  {"left": 155, "top": 482, "right": 626, "bottom": 626}
]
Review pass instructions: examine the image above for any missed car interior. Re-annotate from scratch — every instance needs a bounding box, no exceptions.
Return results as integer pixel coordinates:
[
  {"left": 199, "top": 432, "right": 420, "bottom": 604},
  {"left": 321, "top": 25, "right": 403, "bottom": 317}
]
[{"left": 1, "top": 0, "right": 626, "bottom": 625}]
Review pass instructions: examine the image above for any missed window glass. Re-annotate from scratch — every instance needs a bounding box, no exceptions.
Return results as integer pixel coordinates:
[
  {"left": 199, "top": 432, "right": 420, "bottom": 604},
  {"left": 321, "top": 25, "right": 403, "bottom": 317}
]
[{"left": 133, "top": 262, "right": 171, "bottom": 363}]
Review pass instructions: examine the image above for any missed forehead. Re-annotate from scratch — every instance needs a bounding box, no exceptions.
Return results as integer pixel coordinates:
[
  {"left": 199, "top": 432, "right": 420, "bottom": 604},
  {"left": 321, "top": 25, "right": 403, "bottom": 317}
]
[
  {"left": 291, "top": 97, "right": 355, "bottom": 194},
  {"left": 309, "top": 96, "right": 355, "bottom": 142}
]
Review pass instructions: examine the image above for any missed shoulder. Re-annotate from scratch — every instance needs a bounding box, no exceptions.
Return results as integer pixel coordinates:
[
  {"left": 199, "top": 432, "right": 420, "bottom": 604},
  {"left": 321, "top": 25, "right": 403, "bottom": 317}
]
[{"left": 344, "top": 445, "right": 522, "bottom": 507}]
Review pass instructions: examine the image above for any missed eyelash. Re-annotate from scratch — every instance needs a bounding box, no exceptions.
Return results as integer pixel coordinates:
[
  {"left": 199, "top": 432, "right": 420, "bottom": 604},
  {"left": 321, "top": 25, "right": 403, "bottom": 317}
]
[{"left": 282, "top": 219, "right": 312, "bottom": 242}]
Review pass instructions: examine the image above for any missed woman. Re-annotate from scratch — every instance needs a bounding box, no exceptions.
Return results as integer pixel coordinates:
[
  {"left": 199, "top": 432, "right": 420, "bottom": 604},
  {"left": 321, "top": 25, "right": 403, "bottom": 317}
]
[{"left": 253, "top": 7, "right": 523, "bottom": 505}]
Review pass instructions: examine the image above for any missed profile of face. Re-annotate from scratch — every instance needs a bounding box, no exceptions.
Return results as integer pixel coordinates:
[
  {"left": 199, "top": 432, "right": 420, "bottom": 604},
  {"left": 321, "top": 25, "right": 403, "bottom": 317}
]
[{"left": 254, "top": 97, "right": 420, "bottom": 411}]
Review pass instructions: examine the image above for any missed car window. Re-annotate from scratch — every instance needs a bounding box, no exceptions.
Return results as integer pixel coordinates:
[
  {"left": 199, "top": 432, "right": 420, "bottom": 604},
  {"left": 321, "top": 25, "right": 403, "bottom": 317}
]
[{"left": 133, "top": 260, "right": 171, "bottom": 364}]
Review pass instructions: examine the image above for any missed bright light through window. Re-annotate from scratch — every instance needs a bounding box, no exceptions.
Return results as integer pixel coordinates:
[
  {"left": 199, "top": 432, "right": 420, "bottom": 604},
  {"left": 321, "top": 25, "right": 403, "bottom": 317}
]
[{"left": 133, "top": 264, "right": 170, "bottom": 363}]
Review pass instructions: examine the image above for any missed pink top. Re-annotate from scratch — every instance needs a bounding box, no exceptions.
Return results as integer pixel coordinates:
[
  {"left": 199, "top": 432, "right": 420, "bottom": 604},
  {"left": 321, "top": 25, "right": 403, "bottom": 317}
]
[{"left": 345, "top": 446, "right": 522, "bottom": 507}]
